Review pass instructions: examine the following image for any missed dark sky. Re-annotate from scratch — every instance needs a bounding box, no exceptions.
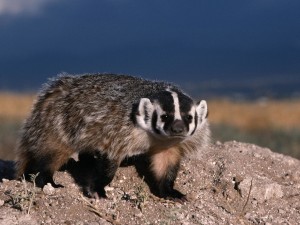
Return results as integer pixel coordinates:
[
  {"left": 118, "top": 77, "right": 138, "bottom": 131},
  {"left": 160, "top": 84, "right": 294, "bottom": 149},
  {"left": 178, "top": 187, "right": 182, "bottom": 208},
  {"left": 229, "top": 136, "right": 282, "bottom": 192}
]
[{"left": 0, "top": 0, "right": 299, "bottom": 92}]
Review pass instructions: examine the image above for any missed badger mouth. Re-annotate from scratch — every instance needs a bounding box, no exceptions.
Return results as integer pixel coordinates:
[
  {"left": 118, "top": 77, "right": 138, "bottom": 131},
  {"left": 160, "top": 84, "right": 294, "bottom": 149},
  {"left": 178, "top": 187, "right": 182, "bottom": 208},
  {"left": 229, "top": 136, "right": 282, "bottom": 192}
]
[
  {"left": 165, "top": 133, "right": 188, "bottom": 140},
  {"left": 150, "top": 132, "right": 187, "bottom": 142},
  {"left": 169, "top": 134, "right": 186, "bottom": 138}
]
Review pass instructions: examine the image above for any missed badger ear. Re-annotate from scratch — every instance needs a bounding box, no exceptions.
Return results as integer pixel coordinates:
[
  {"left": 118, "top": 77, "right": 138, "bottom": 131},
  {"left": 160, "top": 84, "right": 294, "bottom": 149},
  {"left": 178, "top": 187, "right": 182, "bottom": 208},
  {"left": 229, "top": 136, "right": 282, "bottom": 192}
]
[
  {"left": 196, "top": 100, "right": 208, "bottom": 123},
  {"left": 136, "top": 98, "right": 154, "bottom": 130}
]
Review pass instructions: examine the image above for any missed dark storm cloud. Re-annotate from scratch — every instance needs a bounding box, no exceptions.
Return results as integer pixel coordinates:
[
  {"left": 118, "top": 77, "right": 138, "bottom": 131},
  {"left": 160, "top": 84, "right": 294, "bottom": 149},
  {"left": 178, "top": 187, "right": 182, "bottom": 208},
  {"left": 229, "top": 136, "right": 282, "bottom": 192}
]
[{"left": 0, "top": 0, "right": 299, "bottom": 91}]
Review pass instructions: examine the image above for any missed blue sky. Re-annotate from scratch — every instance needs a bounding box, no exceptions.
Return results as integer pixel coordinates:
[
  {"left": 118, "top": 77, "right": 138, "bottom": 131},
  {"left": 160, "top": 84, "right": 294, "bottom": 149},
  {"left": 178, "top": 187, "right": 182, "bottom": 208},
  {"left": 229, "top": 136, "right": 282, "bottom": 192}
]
[{"left": 0, "top": 0, "right": 299, "bottom": 93}]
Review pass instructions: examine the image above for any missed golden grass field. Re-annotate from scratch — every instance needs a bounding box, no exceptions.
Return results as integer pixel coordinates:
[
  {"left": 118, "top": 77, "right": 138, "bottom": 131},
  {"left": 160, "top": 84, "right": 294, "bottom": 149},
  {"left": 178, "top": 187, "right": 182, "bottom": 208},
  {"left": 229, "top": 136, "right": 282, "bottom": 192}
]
[
  {"left": 209, "top": 99, "right": 300, "bottom": 131},
  {"left": 0, "top": 93, "right": 299, "bottom": 160},
  {"left": 0, "top": 93, "right": 35, "bottom": 122},
  {"left": 1, "top": 93, "right": 300, "bottom": 129}
]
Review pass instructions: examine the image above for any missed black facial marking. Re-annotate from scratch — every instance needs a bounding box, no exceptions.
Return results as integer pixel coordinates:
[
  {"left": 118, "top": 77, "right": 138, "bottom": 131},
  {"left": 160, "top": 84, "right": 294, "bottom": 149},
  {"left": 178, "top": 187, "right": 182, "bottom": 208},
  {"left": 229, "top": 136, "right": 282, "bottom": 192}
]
[
  {"left": 130, "top": 103, "right": 138, "bottom": 124},
  {"left": 163, "top": 114, "right": 175, "bottom": 133},
  {"left": 151, "top": 111, "right": 161, "bottom": 134},
  {"left": 184, "top": 114, "right": 193, "bottom": 123},
  {"left": 149, "top": 90, "right": 177, "bottom": 135},
  {"left": 149, "top": 89, "right": 196, "bottom": 136},
  {"left": 176, "top": 91, "right": 193, "bottom": 114},
  {"left": 151, "top": 91, "right": 174, "bottom": 114},
  {"left": 160, "top": 114, "right": 169, "bottom": 123},
  {"left": 173, "top": 91, "right": 194, "bottom": 133},
  {"left": 191, "top": 112, "right": 198, "bottom": 135}
]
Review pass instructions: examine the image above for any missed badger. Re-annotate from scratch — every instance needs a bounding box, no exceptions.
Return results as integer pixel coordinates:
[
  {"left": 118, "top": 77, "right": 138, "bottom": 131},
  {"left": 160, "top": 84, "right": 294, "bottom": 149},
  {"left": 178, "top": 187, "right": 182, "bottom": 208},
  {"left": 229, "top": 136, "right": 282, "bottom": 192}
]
[{"left": 15, "top": 74, "right": 210, "bottom": 201}]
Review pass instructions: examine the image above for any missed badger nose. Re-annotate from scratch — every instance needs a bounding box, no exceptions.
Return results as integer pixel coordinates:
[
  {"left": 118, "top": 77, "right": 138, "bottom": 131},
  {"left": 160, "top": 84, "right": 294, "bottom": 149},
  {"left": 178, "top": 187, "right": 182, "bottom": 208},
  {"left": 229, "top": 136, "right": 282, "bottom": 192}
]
[{"left": 170, "top": 120, "right": 185, "bottom": 135}]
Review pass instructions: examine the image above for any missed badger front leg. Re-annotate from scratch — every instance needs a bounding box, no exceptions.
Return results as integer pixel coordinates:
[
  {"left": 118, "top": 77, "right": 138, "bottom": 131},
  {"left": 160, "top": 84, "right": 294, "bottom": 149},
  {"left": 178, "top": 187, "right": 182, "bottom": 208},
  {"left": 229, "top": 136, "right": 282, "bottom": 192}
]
[
  {"left": 150, "top": 147, "right": 187, "bottom": 202},
  {"left": 78, "top": 152, "right": 119, "bottom": 199}
]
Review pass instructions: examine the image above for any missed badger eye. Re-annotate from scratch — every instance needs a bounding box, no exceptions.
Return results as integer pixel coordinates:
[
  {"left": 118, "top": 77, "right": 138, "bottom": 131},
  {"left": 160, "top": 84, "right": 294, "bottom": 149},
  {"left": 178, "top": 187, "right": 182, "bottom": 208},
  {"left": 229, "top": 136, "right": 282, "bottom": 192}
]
[
  {"left": 185, "top": 115, "right": 193, "bottom": 123},
  {"left": 160, "top": 114, "right": 169, "bottom": 122}
]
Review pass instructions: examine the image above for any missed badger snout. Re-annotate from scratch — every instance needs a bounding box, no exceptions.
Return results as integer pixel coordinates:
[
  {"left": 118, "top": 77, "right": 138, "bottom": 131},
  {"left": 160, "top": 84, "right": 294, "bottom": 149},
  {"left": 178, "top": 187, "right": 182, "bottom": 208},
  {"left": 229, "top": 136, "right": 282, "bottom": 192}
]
[{"left": 170, "top": 119, "right": 186, "bottom": 136}]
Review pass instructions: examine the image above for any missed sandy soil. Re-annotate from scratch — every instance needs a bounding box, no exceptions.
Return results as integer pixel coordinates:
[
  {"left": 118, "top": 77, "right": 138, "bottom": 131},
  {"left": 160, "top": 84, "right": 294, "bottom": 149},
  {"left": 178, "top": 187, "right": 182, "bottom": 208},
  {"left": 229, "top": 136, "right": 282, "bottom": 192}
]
[{"left": 0, "top": 141, "right": 299, "bottom": 225}]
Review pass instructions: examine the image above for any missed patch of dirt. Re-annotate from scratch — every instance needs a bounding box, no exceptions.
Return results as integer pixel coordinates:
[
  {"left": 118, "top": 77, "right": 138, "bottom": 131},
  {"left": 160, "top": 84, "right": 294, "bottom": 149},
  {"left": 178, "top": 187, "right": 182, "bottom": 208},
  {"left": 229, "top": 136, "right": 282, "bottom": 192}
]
[{"left": 1, "top": 141, "right": 300, "bottom": 224}]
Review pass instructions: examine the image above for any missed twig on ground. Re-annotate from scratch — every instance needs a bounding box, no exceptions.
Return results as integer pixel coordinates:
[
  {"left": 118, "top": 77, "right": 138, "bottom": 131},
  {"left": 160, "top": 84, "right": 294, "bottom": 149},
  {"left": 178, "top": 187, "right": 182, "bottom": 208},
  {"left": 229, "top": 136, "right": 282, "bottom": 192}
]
[{"left": 80, "top": 195, "right": 121, "bottom": 225}]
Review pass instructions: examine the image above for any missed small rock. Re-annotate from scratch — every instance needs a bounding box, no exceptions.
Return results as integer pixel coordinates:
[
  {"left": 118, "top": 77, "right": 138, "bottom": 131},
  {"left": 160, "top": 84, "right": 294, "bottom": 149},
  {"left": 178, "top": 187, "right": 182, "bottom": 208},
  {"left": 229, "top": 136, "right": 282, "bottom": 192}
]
[
  {"left": 253, "top": 153, "right": 262, "bottom": 158},
  {"left": 240, "top": 178, "right": 284, "bottom": 203},
  {"left": 135, "top": 212, "right": 143, "bottom": 218},
  {"left": 177, "top": 213, "right": 185, "bottom": 220},
  {"left": 89, "top": 222, "right": 100, "bottom": 225},
  {"left": 45, "top": 218, "right": 52, "bottom": 224},
  {"left": 0, "top": 199, "right": 5, "bottom": 206},
  {"left": 278, "top": 209, "right": 285, "bottom": 214},
  {"left": 43, "top": 183, "right": 55, "bottom": 195},
  {"left": 104, "top": 186, "right": 114, "bottom": 191},
  {"left": 2, "top": 178, "right": 9, "bottom": 183},
  {"left": 18, "top": 214, "right": 39, "bottom": 225},
  {"left": 182, "top": 222, "right": 190, "bottom": 225},
  {"left": 216, "top": 141, "right": 222, "bottom": 145},
  {"left": 264, "top": 183, "right": 284, "bottom": 200}
]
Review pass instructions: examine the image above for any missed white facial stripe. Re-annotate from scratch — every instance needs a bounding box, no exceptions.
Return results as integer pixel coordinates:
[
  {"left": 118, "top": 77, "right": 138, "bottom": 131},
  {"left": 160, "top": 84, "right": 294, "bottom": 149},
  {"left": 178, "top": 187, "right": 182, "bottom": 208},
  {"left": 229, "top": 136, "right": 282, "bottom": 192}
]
[
  {"left": 169, "top": 91, "right": 181, "bottom": 120},
  {"left": 155, "top": 103, "right": 168, "bottom": 136},
  {"left": 187, "top": 106, "right": 197, "bottom": 136}
]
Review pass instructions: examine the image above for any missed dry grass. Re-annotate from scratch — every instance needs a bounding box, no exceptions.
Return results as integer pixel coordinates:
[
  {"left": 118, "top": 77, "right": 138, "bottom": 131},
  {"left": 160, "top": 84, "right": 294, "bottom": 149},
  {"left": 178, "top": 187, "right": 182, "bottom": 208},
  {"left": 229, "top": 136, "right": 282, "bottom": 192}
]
[
  {"left": 0, "top": 92, "right": 299, "bottom": 159},
  {"left": 208, "top": 99, "right": 300, "bottom": 158},
  {"left": 1, "top": 92, "right": 300, "bottom": 129},
  {"left": 208, "top": 99, "right": 300, "bottom": 131},
  {"left": 5, "top": 173, "right": 39, "bottom": 214},
  {"left": 0, "top": 92, "right": 35, "bottom": 122},
  {"left": 0, "top": 93, "right": 35, "bottom": 159}
]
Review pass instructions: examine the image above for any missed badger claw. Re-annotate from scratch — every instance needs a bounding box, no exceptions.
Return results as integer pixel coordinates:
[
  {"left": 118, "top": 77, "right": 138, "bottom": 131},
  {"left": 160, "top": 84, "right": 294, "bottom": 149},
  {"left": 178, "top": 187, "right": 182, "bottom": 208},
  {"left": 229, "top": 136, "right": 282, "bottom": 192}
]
[{"left": 165, "top": 195, "right": 189, "bottom": 204}]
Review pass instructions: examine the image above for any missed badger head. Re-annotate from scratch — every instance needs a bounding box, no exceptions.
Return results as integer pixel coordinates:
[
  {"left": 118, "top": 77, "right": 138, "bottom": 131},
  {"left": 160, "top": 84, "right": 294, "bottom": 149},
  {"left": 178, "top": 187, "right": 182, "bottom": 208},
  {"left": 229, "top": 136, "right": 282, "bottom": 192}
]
[{"left": 135, "top": 89, "right": 208, "bottom": 140}]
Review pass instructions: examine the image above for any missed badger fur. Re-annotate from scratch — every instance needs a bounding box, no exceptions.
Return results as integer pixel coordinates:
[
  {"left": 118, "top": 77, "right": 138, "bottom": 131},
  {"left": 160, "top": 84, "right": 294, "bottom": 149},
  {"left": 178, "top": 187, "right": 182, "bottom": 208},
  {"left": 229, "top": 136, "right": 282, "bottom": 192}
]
[{"left": 15, "top": 74, "right": 210, "bottom": 201}]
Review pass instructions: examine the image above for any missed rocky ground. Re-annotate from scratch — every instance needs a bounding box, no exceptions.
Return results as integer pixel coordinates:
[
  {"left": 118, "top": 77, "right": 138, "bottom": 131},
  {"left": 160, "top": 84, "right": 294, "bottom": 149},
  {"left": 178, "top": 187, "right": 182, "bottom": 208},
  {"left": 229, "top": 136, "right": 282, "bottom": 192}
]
[{"left": 0, "top": 141, "right": 300, "bottom": 225}]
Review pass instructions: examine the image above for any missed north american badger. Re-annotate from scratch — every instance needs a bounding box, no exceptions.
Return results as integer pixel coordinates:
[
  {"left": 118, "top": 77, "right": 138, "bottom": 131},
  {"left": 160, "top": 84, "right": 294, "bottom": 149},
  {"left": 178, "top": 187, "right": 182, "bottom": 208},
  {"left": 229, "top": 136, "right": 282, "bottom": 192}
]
[{"left": 15, "top": 74, "right": 210, "bottom": 201}]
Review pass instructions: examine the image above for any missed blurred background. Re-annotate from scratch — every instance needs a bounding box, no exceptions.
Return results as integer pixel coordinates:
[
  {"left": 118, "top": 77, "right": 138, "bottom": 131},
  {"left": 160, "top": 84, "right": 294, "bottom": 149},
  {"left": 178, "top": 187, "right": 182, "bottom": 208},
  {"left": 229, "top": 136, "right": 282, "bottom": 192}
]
[{"left": 0, "top": 0, "right": 300, "bottom": 160}]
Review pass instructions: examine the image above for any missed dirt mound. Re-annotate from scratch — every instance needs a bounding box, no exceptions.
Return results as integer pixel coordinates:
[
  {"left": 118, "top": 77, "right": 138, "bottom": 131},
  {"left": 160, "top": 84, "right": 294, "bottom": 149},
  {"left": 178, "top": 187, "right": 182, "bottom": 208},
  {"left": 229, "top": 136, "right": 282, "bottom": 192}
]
[{"left": 1, "top": 141, "right": 299, "bottom": 224}]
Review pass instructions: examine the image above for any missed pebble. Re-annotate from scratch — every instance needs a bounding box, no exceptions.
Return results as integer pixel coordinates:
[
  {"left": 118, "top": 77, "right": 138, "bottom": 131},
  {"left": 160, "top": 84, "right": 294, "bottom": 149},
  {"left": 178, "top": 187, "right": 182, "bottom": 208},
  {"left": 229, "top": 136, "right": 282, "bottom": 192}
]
[
  {"left": 278, "top": 209, "right": 285, "bottom": 214},
  {"left": 181, "top": 222, "right": 190, "bottom": 225},
  {"left": 43, "top": 183, "right": 55, "bottom": 195},
  {"left": 216, "top": 141, "right": 222, "bottom": 145},
  {"left": 135, "top": 212, "right": 143, "bottom": 218},
  {"left": 253, "top": 153, "right": 262, "bottom": 158},
  {"left": 0, "top": 199, "right": 5, "bottom": 206},
  {"left": 89, "top": 222, "right": 100, "bottom": 225},
  {"left": 264, "top": 183, "right": 284, "bottom": 200},
  {"left": 104, "top": 186, "right": 114, "bottom": 191},
  {"left": 45, "top": 218, "right": 52, "bottom": 224},
  {"left": 177, "top": 213, "right": 185, "bottom": 220}
]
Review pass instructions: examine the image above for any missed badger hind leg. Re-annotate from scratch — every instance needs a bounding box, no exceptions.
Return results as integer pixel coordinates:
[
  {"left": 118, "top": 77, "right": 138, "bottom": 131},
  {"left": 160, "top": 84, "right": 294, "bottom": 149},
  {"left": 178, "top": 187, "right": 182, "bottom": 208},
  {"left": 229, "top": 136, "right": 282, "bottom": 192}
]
[
  {"left": 78, "top": 152, "right": 119, "bottom": 199},
  {"left": 149, "top": 147, "right": 187, "bottom": 202},
  {"left": 16, "top": 151, "right": 56, "bottom": 187},
  {"left": 16, "top": 144, "right": 73, "bottom": 188}
]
